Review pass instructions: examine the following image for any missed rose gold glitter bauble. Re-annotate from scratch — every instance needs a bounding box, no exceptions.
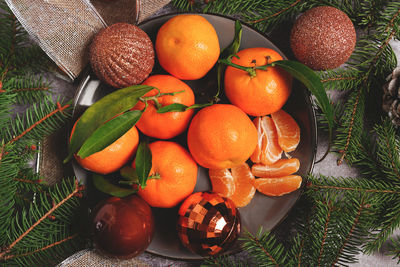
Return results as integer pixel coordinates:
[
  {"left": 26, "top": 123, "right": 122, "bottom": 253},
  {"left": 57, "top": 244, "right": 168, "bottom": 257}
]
[
  {"left": 290, "top": 6, "right": 356, "bottom": 70},
  {"left": 89, "top": 23, "right": 154, "bottom": 88},
  {"left": 177, "top": 191, "right": 241, "bottom": 256}
]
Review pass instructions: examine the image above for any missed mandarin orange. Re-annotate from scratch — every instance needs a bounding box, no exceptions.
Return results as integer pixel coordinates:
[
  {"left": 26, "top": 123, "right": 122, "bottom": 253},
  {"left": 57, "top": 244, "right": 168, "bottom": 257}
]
[
  {"left": 253, "top": 175, "right": 302, "bottom": 197},
  {"left": 187, "top": 104, "right": 257, "bottom": 169},
  {"left": 271, "top": 109, "right": 300, "bottom": 152},
  {"left": 133, "top": 75, "right": 195, "bottom": 139},
  {"left": 208, "top": 168, "right": 235, "bottom": 199},
  {"left": 208, "top": 163, "right": 256, "bottom": 208},
  {"left": 251, "top": 158, "right": 300, "bottom": 178},
  {"left": 136, "top": 141, "right": 198, "bottom": 208},
  {"left": 224, "top": 47, "right": 292, "bottom": 116},
  {"left": 230, "top": 163, "right": 256, "bottom": 207},
  {"left": 73, "top": 122, "right": 139, "bottom": 175},
  {"left": 251, "top": 116, "right": 282, "bottom": 165},
  {"left": 155, "top": 14, "right": 220, "bottom": 80}
]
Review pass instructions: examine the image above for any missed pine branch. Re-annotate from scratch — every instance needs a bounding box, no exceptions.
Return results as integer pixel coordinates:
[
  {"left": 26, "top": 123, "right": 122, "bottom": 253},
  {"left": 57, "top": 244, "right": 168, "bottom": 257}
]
[
  {"left": 172, "top": 0, "right": 368, "bottom": 32},
  {"left": 241, "top": 228, "right": 287, "bottom": 267},
  {"left": 357, "top": 0, "right": 390, "bottom": 29},
  {"left": 306, "top": 174, "right": 400, "bottom": 198},
  {"left": 202, "top": 255, "right": 245, "bottom": 267},
  {"left": 372, "top": 119, "right": 400, "bottom": 183},
  {"left": 4, "top": 98, "right": 72, "bottom": 143},
  {"left": 331, "top": 1, "right": 399, "bottom": 165},
  {"left": 348, "top": 118, "right": 400, "bottom": 185},
  {"left": 306, "top": 174, "right": 400, "bottom": 255},
  {"left": 364, "top": 200, "right": 400, "bottom": 254},
  {"left": 387, "top": 236, "right": 400, "bottom": 264},
  {"left": 0, "top": 91, "right": 15, "bottom": 132},
  {"left": 334, "top": 86, "right": 366, "bottom": 166},
  {"left": 319, "top": 67, "right": 363, "bottom": 91},
  {"left": 13, "top": 168, "right": 47, "bottom": 208},
  {"left": 4, "top": 233, "right": 78, "bottom": 261},
  {"left": 286, "top": 234, "right": 305, "bottom": 267},
  {"left": 303, "top": 195, "right": 371, "bottom": 266},
  {"left": 0, "top": 142, "right": 19, "bottom": 246},
  {"left": 4, "top": 74, "right": 52, "bottom": 104},
  {"left": 0, "top": 178, "right": 85, "bottom": 266}
]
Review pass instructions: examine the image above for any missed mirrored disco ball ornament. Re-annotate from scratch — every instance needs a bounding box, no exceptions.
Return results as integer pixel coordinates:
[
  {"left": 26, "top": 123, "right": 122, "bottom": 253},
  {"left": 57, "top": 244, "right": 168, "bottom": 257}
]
[{"left": 177, "top": 191, "right": 241, "bottom": 256}]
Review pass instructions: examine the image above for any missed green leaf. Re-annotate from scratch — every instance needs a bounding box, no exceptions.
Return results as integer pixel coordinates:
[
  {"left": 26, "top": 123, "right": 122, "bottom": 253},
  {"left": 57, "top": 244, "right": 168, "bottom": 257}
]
[
  {"left": 186, "top": 102, "right": 214, "bottom": 110},
  {"left": 217, "top": 20, "right": 243, "bottom": 99},
  {"left": 157, "top": 103, "right": 187, "bottom": 113},
  {"left": 65, "top": 85, "right": 153, "bottom": 163},
  {"left": 77, "top": 110, "right": 142, "bottom": 159},
  {"left": 222, "top": 20, "right": 243, "bottom": 58},
  {"left": 120, "top": 166, "right": 139, "bottom": 183},
  {"left": 156, "top": 102, "right": 214, "bottom": 113},
  {"left": 271, "top": 60, "right": 333, "bottom": 162},
  {"left": 272, "top": 60, "right": 334, "bottom": 132},
  {"left": 135, "top": 142, "right": 152, "bottom": 188},
  {"left": 93, "top": 174, "right": 136, "bottom": 197}
]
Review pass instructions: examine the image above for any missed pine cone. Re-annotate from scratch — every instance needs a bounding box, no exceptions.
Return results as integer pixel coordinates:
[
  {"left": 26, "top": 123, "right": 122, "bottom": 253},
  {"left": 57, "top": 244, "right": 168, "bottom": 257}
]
[{"left": 382, "top": 67, "right": 400, "bottom": 126}]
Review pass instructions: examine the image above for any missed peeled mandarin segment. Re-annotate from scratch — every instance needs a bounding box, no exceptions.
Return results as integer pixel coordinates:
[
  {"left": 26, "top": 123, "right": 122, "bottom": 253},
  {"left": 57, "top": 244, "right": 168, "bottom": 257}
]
[
  {"left": 271, "top": 110, "right": 300, "bottom": 152},
  {"left": 250, "top": 116, "right": 264, "bottom": 164},
  {"left": 209, "top": 168, "right": 235, "bottom": 198},
  {"left": 253, "top": 175, "right": 302, "bottom": 197},
  {"left": 251, "top": 158, "right": 300, "bottom": 178},
  {"left": 230, "top": 163, "right": 256, "bottom": 207},
  {"left": 250, "top": 116, "right": 282, "bottom": 165}
]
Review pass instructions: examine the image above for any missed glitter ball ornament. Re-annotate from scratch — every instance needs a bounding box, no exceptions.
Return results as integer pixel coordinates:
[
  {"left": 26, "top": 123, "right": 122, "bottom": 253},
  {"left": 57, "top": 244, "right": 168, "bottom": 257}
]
[
  {"left": 89, "top": 23, "right": 154, "bottom": 88},
  {"left": 290, "top": 6, "right": 356, "bottom": 70},
  {"left": 91, "top": 195, "right": 154, "bottom": 259},
  {"left": 177, "top": 191, "right": 241, "bottom": 256}
]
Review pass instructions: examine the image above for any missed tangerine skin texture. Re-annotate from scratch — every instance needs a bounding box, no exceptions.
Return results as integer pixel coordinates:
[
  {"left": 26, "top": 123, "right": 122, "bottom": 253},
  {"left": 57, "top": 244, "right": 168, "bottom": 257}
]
[
  {"left": 224, "top": 47, "right": 292, "bottom": 116},
  {"left": 137, "top": 141, "right": 198, "bottom": 208},
  {"left": 155, "top": 14, "right": 220, "bottom": 80},
  {"left": 75, "top": 125, "right": 139, "bottom": 175},
  {"left": 133, "top": 75, "right": 195, "bottom": 139},
  {"left": 187, "top": 104, "right": 258, "bottom": 169}
]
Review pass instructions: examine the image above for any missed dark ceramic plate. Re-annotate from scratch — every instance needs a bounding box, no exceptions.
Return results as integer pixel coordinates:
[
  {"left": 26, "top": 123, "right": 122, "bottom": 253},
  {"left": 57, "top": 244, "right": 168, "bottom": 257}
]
[{"left": 72, "top": 13, "right": 317, "bottom": 260}]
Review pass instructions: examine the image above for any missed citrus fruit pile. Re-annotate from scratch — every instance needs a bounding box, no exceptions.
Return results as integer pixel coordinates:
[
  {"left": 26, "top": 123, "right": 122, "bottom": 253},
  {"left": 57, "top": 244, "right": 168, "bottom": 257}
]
[
  {"left": 74, "top": 14, "right": 303, "bottom": 211},
  {"left": 209, "top": 109, "right": 301, "bottom": 207}
]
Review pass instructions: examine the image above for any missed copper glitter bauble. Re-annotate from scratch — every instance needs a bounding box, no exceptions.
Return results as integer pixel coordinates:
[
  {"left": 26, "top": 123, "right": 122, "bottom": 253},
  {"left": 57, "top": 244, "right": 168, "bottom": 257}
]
[
  {"left": 290, "top": 6, "right": 356, "bottom": 70},
  {"left": 177, "top": 191, "right": 241, "bottom": 256},
  {"left": 91, "top": 195, "right": 154, "bottom": 259},
  {"left": 89, "top": 23, "right": 154, "bottom": 88}
]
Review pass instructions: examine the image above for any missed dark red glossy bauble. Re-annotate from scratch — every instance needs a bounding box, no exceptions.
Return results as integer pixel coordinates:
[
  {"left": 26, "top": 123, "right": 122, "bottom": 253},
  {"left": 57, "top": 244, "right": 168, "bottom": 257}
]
[
  {"left": 91, "top": 195, "right": 154, "bottom": 259},
  {"left": 177, "top": 191, "right": 241, "bottom": 256}
]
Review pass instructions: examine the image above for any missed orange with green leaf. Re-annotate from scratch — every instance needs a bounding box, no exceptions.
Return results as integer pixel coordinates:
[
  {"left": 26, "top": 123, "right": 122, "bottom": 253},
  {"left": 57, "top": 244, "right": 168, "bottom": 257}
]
[
  {"left": 132, "top": 75, "right": 195, "bottom": 139},
  {"left": 223, "top": 47, "right": 292, "bottom": 116},
  {"left": 135, "top": 141, "right": 198, "bottom": 208}
]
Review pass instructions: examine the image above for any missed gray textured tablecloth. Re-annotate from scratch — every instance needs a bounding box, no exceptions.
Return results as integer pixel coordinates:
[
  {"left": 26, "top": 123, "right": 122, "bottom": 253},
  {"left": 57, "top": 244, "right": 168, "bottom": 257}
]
[{"left": 50, "top": 3, "right": 400, "bottom": 266}]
